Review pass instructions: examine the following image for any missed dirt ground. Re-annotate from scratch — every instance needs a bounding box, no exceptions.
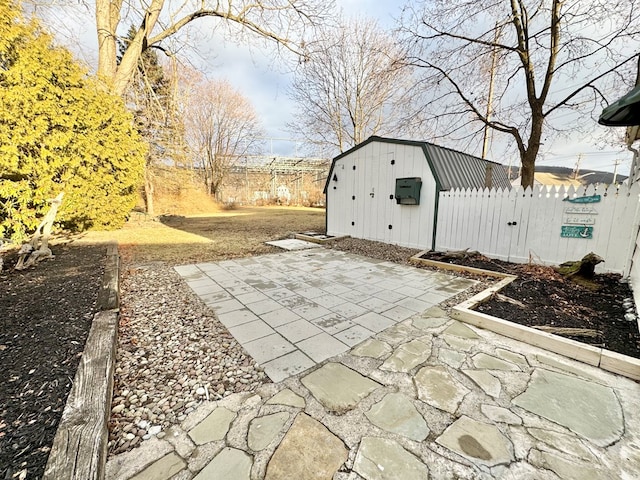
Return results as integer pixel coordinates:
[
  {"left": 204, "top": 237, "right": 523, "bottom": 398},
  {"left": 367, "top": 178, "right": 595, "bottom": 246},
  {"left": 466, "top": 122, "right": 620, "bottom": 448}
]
[
  {"left": 87, "top": 206, "right": 326, "bottom": 265},
  {"left": 0, "top": 244, "right": 106, "bottom": 479},
  {"left": 422, "top": 251, "right": 640, "bottom": 359}
]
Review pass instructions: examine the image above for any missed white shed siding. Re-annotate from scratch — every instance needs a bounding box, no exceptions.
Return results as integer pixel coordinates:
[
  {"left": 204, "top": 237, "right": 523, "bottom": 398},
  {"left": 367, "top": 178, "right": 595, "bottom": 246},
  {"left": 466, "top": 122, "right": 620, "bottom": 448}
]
[{"left": 327, "top": 141, "right": 438, "bottom": 249}]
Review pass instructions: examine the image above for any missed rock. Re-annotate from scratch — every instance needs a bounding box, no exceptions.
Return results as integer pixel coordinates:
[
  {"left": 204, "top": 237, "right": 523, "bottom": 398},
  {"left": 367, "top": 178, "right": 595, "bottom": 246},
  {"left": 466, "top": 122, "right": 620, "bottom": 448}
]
[
  {"left": 301, "top": 363, "right": 381, "bottom": 413},
  {"left": 365, "top": 393, "right": 429, "bottom": 441},
  {"left": 188, "top": 407, "right": 236, "bottom": 445},
  {"left": 414, "top": 366, "right": 469, "bottom": 414},
  {"left": 193, "top": 447, "right": 252, "bottom": 480},
  {"left": 512, "top": 369, "right": 624, "bottom": 447},
  {"left": 436, "top": 415, "right": 514, "bottom": 467},
  {"left": 248, "top": 412, "right": 290, "bottom": 451},
  {"left": 265, "top": 413, "right": 348, "bottom": 480},
  {"left": 380, "top": 338, "right": 431, "bottom": 373},
  {"left": 353, "top": 437, "right": 429, "bottom": 480},
  {"left": 266, "top": 389, "right": 306, "bottom": 408}
]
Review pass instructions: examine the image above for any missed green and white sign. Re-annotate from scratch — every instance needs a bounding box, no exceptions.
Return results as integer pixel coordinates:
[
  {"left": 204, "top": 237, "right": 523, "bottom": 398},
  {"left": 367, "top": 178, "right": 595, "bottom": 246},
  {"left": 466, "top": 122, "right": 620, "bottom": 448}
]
[{"left": 561, "top": 226, "right": 593, "bottom": 239}]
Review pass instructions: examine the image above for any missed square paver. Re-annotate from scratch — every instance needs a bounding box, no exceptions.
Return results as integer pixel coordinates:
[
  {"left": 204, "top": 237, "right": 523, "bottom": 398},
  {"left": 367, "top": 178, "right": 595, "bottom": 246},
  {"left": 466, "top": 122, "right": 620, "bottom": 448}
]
[
  {"left": 229, "top": 319, "right": 275, "bottom": 343},
  {"left": 276, "top": 319, "right": 323, "bottom": 343},
  {"left": 266, "top": 288, "right": 298, "bottom": 302},
  {"left": 312, "top": 313, "right": 354, "bottom": 335},
  {"left": 417, "top": 291, "right": 450, "bottom": 304},
  {"left": 296, "top": 333, "right": 350, "bottom": 363},
  {"left": 322, "top": 284, "right": 353, "bottom": 295},
  {"left": 395, "top": 297, "right": 433, "bottom": 313},
  {"left": 242, "top": 333, "right": 296, "bottom": 364},
  {"left": 216, "top": 309, "right": 260, "bottom": 328},
  {"left": 200, "top": 290, "right": 233, "bottom": 304},
  {"left": 334, "top": 325, "right": 376, "bottom": 347},
  {"left": 352, "top": 312, "right": 396, "bottom": 332},
  {"left": 330, "top": 302, "right": 368, "bottom": 320},
  {"left": 381, "top": 305, "right": 416, "bottom": 323},
  {"left": 260, "top": 308, "right": 302, "bottom": 328},
  {"left": 246, "top": 298, "right": 283, "bottom": 315},
  {"left": 340, "top": 290, "right": 371, "bottom": 304},
  {"left": 357, "top": 296, "right": 394, "bottom": 314},
  {"left": 373, "top": 289, "right": 407, "bottom": 303},
  {"left": 395, "top": 285, "right": 430, "bottom": 298},
  {"left": 235, "top": 290, "right": 270, "bottom": 305},
  {"left": 207, "top": 298, "right": 244, "bottom": 315},
  {"left": 292, "top": 303, "right": 332, "bottom": 321},
  {"left": 262, "top": 350, "right": 316, "bottom": 382},
  {"left": 313, "top": 294, "right": 348, "bottom": 309}
]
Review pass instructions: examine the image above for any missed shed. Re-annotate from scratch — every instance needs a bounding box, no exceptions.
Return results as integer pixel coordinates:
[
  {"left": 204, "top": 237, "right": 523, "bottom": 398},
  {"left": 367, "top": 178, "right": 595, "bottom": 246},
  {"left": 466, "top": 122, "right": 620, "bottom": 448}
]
[{"left": 323, "top": 136, "right": 510, "bottom": 250}]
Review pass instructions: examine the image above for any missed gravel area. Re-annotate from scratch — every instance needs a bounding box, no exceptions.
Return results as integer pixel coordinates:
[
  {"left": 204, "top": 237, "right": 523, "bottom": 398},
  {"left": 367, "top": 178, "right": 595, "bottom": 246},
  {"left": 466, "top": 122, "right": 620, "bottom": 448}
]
[
  {"left": 107, "top": 263, "right": 269, "bottom": 456},
  {"left": 108, "top": 238, "right": 492, "bottom": 456}
]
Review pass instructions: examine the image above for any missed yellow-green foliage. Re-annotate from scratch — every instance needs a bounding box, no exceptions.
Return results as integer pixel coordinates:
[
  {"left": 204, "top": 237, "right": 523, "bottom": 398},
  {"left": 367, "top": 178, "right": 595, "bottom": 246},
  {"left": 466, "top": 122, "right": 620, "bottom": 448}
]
[{"left": 0, "top": 0, "right": 147, "bottom": 240}]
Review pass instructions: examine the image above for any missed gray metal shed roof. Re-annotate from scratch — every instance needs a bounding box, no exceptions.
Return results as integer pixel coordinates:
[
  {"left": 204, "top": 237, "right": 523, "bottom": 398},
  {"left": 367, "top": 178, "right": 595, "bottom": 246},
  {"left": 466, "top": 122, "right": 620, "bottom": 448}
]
[{"left": 323, "top": 136, "right": 511, "bottom": 193}]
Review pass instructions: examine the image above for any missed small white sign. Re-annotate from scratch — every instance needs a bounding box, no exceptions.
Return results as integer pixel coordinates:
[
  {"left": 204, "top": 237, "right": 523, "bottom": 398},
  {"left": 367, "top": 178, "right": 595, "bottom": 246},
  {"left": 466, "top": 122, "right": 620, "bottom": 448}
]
[
  {"left": 563, "top": 216, "right": 596, "bottom": 225},
  {"left": 564, "top": 206, "right": 598, "bottom": 215}
]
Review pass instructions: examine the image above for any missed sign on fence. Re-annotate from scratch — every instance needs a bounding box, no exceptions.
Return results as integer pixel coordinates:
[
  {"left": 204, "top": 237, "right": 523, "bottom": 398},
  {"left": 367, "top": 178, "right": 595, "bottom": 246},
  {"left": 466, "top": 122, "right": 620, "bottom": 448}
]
[{"left": 560, "top": 226, "right": 593, "bottom": 239}]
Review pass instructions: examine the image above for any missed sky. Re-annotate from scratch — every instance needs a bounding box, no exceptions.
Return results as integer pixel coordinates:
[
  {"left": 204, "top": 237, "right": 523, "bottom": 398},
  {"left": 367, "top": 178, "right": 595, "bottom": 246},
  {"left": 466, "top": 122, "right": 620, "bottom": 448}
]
[{"left": 37, "top": 0, "right": 635, "bottom": 176}]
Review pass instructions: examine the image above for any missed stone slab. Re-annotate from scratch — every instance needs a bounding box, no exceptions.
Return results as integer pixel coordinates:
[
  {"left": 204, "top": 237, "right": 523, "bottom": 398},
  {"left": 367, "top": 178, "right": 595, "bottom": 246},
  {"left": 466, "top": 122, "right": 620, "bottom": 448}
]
[
  {"left": 301, "top": 362, "right": 381, "bottom": 413},
  {"left": 353, "top": 437, "right": 429, "bottom": 480},
  {"left": 265, "top": 239, "right": 321, "bottom": 250},
  {"left": 365, "top": 393, "right": 429, "bottom": 441},
  {"left": 480, "top": 404, "right": 522, "bottom": 425},
  {"left": 193, "top": 447, "right": 252, "bottom": 480},
  {"left": 266, "top": 388, "right": 306, "bottom": 408},
  {"left": 512, "top": 369, "right": 623, "bottom": 447},
  {"left": 528, "top": 449, "right": 607, "bottom": 480},
  {"left": 188, "top": 407, "right": 236, "bottom": 445},
  {"left": 436, "top": 415, "right": 514, "bottom": 467},
  {"left": 414, "top": 365, "right": 470, "bottom": 414},
  {"left": 248, "top": 412, "right": 290, "bottom": 451},
  {"left": 351, "top": 338, "right": 393, "bottom": 359},
  {"left": 265, "top": 413, "right": 347, "bottom": 480},
  {"left": 463, "top": 369, "right": 502, "bottom": 398},
  {"left": 472, "top": 352, "right": 520, "bottom": 371},
  {"left": 130, "top": 452, "right": 186, "bottom": 480},
  {"left": 380, "top": 338, "right": 431, "bottom": 373}
]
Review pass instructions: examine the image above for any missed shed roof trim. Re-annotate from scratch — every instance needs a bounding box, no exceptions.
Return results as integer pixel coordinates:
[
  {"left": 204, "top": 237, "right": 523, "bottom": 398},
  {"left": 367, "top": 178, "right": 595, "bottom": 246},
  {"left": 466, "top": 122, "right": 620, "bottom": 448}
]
[{"left": 323, "top": 136, "right": 511, "bottom": 193}]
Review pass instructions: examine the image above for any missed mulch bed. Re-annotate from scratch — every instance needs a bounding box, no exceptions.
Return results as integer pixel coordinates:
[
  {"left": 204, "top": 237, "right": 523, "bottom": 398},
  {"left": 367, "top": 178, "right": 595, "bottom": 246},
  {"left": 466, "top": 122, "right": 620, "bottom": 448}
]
[
  {"left": 422, "top": 251, "right": 640, "bottom": 359},
  {"left": 0, "top": 244, "right": 105, "bottom": 480}
]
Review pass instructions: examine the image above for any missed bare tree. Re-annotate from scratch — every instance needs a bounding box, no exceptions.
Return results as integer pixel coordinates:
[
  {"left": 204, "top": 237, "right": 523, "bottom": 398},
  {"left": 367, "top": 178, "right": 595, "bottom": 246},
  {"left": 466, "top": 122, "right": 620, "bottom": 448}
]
[
  {"left": 289, "top": 16, "right": 412, "bottom": 154},
  {"left": 400, "top": 0, "right": 640, "bottom": 187},
  {"left": 95, "top": 0, "right": 333, "bottom": 96},
  {"left": 182, "top": 74, "right": 263, "bottom": 199}
]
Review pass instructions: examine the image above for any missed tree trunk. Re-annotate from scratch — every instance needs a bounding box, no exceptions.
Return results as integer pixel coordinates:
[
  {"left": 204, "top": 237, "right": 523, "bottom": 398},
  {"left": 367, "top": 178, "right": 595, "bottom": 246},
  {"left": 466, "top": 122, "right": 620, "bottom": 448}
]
[
  {"left": 144, "top": 170, "right": 155, "bottom": 216},
  {"left": 520, "top": 107, "right": 544, "bottom": 188},
  {"left": 96, "top": 0, "right": 164, "bottom": 95},
  {"left": 96, "top": 0, "right": 121, "bottom": 83}
]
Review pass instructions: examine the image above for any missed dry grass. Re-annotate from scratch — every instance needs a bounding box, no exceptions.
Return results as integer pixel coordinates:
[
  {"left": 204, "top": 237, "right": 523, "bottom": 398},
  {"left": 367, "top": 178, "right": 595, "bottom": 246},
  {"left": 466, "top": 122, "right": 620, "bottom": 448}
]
[{"left": 82, "top": 206, "right": 326, "bottom": 265}]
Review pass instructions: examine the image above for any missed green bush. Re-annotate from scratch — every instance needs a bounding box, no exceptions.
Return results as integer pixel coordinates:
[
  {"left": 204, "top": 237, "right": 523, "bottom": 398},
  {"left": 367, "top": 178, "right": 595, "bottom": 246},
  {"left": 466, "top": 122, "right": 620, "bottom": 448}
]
[{"left": 0, "top": 0, "right": 147, "bottom": 240}]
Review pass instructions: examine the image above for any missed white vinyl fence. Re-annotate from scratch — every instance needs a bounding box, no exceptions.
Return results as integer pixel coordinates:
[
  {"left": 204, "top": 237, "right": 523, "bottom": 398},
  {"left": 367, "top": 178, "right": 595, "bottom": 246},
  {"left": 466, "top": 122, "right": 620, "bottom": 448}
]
[{"left": 435, "top": 183, "right": 640, "bottom": 275}]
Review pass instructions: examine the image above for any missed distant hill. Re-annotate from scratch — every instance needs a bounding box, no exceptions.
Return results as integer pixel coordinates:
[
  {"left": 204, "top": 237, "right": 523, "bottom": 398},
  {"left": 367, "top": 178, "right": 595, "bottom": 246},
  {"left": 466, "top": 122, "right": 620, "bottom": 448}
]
[{"left": 510, "top": 165, "right": 627, "bottom": 186}]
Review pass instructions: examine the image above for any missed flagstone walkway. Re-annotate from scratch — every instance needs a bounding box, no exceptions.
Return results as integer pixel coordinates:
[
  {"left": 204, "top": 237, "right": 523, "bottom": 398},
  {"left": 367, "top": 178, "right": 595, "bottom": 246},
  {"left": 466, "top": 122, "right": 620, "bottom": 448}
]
[{"left": 105, "top": 249, "right": 640, "bottom": 479}]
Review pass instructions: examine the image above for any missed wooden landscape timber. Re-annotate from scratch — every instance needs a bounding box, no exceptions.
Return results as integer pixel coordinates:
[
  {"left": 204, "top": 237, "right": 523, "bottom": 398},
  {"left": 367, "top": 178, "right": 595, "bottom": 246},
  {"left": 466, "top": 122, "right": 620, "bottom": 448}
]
[{"left": 43, "top": 243, "right": 119, "bottom": 480}]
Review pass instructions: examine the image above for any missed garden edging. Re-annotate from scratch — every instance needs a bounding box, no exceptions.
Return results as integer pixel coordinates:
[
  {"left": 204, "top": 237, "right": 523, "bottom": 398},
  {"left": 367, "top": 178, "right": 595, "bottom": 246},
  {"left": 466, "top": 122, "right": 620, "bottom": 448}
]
[
  {"left": 43, "top": 242, "right": 119, "bottom": 480},
  {"left": 410, "top": 252, "right": 640, "bottom": 382}
]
